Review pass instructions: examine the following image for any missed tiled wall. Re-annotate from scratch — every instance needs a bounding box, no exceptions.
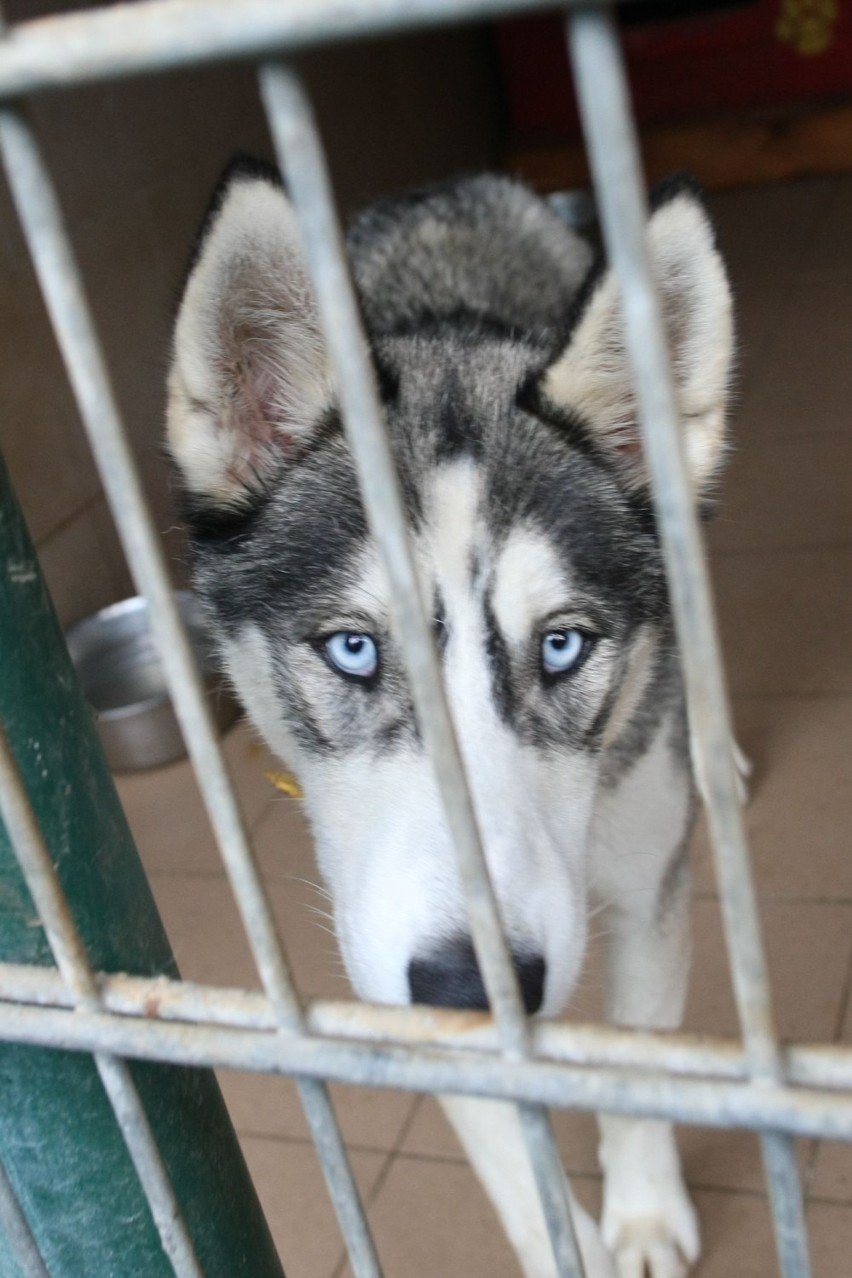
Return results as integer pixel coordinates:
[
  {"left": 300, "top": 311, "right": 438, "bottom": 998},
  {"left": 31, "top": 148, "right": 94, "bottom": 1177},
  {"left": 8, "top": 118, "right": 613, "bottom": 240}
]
[{"left": 0, "top": 1, "right": 502, "bottom": 628}]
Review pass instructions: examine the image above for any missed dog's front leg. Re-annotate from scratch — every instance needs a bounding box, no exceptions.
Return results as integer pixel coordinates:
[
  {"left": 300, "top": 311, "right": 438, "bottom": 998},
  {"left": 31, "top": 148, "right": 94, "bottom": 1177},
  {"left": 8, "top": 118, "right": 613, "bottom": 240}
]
[
  {"left": 596, "top": 844, "right": 700, "bottom": 1278},
  {"left": 440, "top": 1094, "right": 616, "bottom": 1278}
]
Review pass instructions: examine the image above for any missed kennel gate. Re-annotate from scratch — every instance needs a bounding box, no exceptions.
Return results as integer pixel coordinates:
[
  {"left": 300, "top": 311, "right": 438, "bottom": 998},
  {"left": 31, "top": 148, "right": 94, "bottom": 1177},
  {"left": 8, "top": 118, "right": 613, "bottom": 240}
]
[{"left": 0, "top": 2, "right": 846, "bottom": 1276}]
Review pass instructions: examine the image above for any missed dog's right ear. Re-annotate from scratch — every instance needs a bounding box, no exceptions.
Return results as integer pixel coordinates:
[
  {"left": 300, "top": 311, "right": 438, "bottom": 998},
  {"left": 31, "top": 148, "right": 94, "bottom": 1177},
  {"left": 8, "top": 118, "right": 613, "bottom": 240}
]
[
  {"left": 541, "top": 186, "right": 733, "bottom": 501},
  {"left": 166, "top": 172, "right": 333, "bottom": 510}
]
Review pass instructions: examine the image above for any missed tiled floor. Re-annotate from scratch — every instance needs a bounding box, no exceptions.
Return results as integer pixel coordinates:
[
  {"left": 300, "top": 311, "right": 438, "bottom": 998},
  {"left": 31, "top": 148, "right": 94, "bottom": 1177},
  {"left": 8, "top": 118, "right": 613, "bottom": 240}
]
[{"left": 115, "top": 175, "right": 852, "bottom": 1277}]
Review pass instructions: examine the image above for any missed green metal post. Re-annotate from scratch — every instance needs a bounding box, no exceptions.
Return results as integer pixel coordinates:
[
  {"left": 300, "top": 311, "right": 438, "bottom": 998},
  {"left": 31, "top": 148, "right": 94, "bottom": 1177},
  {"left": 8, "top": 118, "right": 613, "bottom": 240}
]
[{"left": 0, "top": 453, "right": 285, "bottom": 1278}]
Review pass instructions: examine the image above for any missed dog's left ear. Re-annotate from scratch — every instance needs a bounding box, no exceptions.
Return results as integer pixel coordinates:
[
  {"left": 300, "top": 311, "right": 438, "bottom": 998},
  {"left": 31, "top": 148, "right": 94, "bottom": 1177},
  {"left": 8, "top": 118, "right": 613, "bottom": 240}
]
[
  {"left": 166, "top": 170, "right": 334, "bottom": 511},
  {"left": 542, "top": 188, "right": 733, "bottom": 498}
]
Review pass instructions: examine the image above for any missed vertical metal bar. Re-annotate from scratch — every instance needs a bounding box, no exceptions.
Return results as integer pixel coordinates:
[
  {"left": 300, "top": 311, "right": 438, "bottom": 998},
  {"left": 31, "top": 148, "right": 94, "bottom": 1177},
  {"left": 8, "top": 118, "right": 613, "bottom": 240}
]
[
  {"left": 258, "top": 63, "right": 585, "bottom": 1278},
  {"left": 761, "top": 1131, "right": 812, "bottom": 1278},
  {"left": 296, "top": 1076, "right": 383, "bottom": 1278},
  {"left": 517, "top": 1105, "right": 585, "bottom": 1278},
  {"left": 0, "top": 102, "right": 301, "bottom": 1027},
  {"left": 0, "top": 99, "right": 381, "bottom": 1278},
  {"left": 0, "top": 1154, "right": 51, "bottom": 1278},
  {"left": 566, "top": 9, "right": 811, "bottom": 1277},
  {"left": 0, "top": 450, "right": 284, "bottom": 1278},
  {"left": 258, "top": 58, "right": 528, "bottom": 1054},
  {"left": 0, "top": 724, "right": 205, "bottom": 1278}
]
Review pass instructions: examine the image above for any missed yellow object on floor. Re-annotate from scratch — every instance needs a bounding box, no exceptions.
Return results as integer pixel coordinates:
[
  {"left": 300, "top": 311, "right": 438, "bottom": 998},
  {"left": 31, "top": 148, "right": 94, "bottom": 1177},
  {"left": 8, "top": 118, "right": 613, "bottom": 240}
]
[{"left": 264, "top": 770, "right": 304, "bottom": 799}]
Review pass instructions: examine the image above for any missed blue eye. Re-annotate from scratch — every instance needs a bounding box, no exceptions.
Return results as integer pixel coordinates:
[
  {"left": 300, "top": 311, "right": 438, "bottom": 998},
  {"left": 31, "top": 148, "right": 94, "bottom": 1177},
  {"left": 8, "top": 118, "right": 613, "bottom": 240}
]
[
  {"left": 324, "top": 632, "right": 378, "bottom": 680},
  {"left": 541, "top": 628, "right": 588, "bottom": 676}
]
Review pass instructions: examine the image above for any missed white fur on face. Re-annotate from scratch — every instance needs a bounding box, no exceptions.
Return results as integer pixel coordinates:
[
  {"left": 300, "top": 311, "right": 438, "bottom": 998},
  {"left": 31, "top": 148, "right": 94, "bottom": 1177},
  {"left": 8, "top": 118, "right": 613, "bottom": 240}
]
[{"left": 228, "top": 460, "right": 614, "bottom": 1015}]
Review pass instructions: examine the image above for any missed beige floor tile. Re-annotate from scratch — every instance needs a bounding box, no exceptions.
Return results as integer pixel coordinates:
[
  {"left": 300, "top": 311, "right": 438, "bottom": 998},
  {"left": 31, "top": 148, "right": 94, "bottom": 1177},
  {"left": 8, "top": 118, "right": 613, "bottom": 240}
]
[
  {"left": 711, "top": 547, "right": 852, "bottom": 696},
  {"left": 396, "top": 1093, "right": 464, "bottom": 1160},
  {"left": 335, "top": 1152, "right": 524, "bottom": 1278},
  {"left": 691, "top": 1188, "right": 776, "bottom": 1277},
  {"left": 240, "top": 1135, "right": 386, "bottom": 1278},
  {"left": 683, "top": 1128, "right": 812, "bottom": 1198},
  {"left": 118, "top": 757, "right": 222, "bottom": 878},
  {"left": 116, "top": 718, "right": 282, "bottom": 877},
  {"left": 708, "top": 434, "right": 852, "bottom": 554},
  {"left": 686, "top": 897, "right": 852, "bottom": 1043},
  {"left": 807, "top": 1199, "right": 852, "bottom": 1278},
  {"left": 811, "top": 1138, "right": 852, "bottom": 1205},
  {"left": 148, "top": 872, "right": 261, "bottom": 988},
  {"left": 691, "top": 695, "right": 852, "bottom": 900},
  {"left": 400, "top": 1093, "right": 601, "bottom": 1179},
  {"left": 147, "top": 866, "right": 352, "bottom": 1000},
  {"left": 219, "top": 1071, "right": 417, "bottom": 1154}
]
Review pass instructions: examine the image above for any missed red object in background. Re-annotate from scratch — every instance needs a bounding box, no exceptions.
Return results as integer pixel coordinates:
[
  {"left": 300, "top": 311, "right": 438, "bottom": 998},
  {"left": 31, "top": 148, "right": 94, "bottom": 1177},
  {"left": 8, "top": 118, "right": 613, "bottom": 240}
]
[{"left": 498, "top": 1, "right": 852, "bottom": 139}]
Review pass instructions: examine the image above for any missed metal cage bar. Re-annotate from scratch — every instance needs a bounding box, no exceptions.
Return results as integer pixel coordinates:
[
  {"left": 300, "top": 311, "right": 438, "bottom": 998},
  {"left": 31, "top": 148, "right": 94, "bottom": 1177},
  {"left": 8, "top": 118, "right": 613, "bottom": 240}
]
[
  {"left": 0, "top": 101, "right": 382, "bottom": 1278},
  {"left": 4, "top": 964, "right": 852, "bottom": 1092},
  {"left": 0, "top": 1153, "right": 50, "bottom": 1278},
  {"left": 0, "top": 723, "right": 205, "bottom": 1278},
  {"left": 566, "top": 9, "right": 811, "bottom": 1276},
  {"left": 0, "top": 0, "right": 644, "bottom": 99},
  {"left": 259, "top": 59, "right": 585, "bottom": 1278},
  {"left": 0, "top": 2, "right": 846, "bottom": 1278}
]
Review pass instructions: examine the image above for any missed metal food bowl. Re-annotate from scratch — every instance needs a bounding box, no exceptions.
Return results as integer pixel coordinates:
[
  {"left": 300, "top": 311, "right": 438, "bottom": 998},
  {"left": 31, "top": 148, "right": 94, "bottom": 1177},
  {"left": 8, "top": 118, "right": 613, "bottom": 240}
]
[{"left": 65, "top": 592, "right": 238, "bottom": 772}]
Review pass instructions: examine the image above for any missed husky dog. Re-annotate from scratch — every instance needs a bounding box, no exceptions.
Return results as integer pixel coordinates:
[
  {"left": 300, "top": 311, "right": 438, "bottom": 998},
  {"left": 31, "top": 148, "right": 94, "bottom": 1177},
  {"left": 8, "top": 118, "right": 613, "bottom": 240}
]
[{"left": 166, "top": 163, "right": 733, "bottom": 1278}]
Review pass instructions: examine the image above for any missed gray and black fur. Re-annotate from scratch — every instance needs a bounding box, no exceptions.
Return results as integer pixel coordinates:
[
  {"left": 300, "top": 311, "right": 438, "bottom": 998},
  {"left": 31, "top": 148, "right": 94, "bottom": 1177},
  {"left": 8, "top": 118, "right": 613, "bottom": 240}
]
[{"left": 166, "top": 163, "right": 734, "bottom": 1278}]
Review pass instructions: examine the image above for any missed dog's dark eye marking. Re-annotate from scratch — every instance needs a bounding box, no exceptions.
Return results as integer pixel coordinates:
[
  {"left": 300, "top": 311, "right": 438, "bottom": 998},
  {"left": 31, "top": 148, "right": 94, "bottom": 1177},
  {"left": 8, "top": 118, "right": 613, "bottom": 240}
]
[
  {"left": 321, "top": 632, "right": 379, "bottom": 682},
  {"left": 540, "top": 628, "right": 595, "bottom": 681}
]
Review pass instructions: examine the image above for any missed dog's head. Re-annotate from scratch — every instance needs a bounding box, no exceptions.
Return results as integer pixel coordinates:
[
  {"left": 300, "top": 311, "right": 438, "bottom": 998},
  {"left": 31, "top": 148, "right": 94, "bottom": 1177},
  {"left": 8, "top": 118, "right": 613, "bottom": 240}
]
[{"left": 166, "top": 170, "right": 732, "bottom": 1016}]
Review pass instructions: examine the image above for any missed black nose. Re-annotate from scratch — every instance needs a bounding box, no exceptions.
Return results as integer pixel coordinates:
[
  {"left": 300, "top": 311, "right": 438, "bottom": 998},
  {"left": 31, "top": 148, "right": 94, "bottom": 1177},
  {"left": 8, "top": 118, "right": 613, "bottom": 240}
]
[{"left": 408, "top": 936, "right": 545, "bottom": 1015}]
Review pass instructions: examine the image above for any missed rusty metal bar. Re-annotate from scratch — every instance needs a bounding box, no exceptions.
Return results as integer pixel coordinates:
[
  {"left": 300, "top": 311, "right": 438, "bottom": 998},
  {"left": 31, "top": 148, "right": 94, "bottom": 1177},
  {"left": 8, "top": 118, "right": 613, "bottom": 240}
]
[
  {"left": 3, "top": 966, "right": 852, "bottom": 1093},
  {"left": 2, "top": 996, "right": 852, "bottom": 1144}
]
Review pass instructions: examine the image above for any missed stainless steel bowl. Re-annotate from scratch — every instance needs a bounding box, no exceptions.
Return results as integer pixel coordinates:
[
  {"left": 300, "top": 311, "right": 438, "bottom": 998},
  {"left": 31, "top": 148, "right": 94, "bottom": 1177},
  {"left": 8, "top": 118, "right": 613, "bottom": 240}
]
[{"left": 65, "top": 592, "right": 238, "bottom": 772}]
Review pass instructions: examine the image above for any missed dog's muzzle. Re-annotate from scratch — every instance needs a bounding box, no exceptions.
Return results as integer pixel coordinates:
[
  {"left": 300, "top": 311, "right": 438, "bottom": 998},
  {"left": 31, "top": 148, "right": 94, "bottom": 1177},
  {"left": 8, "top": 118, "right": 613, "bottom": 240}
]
[{"left": 408, "top": 936, "right": 545, "bottom": 1014}]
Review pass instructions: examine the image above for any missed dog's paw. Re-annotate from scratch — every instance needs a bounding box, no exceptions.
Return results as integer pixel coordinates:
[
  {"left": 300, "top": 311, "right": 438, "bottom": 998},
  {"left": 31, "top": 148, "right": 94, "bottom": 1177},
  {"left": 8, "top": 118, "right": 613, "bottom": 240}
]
[
  {"left": 599, "top": 1119, "right": 700, "bottom": 1278},
  {"left": 603, "top": 1209, "right": 699, "bottom": 1278}
]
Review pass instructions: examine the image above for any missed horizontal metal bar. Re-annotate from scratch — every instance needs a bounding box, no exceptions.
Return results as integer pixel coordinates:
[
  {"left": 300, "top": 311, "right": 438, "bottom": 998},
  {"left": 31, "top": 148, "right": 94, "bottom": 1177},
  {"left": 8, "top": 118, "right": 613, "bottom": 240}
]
[
  {"left": 4, "top": 965, "right": 852, "bottom": 1093},
  {"left": 2, "top": 1000, "right": 852, "bottom": 1143},
  {"left": 0, "top": 1154, "right": 51, "bottom": 1278},
  {"left": 0, "top": 0, "right": 644, "bottom": 101}
]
